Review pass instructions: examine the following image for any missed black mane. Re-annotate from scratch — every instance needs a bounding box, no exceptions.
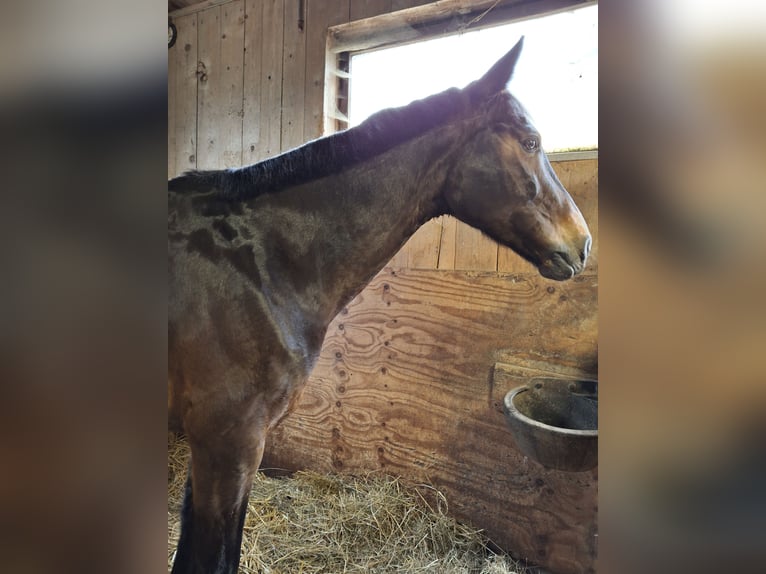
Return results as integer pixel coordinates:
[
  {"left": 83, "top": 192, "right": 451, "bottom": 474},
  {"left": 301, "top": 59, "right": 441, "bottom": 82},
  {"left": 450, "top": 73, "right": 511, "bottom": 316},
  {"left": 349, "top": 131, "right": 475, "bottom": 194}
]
[{"left": 168, "top": 86, "right": 470, "bottom": 200}]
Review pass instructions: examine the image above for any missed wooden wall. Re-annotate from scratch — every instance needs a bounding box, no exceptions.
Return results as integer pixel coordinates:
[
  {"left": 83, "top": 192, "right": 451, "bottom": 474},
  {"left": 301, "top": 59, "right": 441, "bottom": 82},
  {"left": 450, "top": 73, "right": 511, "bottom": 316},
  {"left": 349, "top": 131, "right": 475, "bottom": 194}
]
[{"left": 168, "top": 2, "right": 598, "bottom": 573}]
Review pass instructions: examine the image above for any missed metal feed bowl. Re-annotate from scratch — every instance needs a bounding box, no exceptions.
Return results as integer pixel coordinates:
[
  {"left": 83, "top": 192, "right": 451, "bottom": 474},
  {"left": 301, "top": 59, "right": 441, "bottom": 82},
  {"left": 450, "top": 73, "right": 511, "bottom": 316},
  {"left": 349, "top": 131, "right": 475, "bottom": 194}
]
[{"left": 503, "top": 377, "right": 597, "bottom": 472}]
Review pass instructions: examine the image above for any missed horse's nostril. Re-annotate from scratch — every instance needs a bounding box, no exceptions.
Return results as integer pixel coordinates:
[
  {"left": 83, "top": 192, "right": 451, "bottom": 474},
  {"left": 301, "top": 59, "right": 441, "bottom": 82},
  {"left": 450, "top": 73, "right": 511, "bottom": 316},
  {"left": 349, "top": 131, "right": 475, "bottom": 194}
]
[{"left": 580, "top": 236, "right": 592, "bottom": 262}]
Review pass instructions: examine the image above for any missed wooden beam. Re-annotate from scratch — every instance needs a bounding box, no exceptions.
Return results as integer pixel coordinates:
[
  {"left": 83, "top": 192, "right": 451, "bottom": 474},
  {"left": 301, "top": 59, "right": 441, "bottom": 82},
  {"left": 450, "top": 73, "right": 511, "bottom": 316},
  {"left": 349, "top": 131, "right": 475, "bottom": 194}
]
[
  {"left": 170, "top": 0, "right": 236, "bottom": 18},
  {"left": 328, "top": 0, "right": 594, "bottom": 54}
]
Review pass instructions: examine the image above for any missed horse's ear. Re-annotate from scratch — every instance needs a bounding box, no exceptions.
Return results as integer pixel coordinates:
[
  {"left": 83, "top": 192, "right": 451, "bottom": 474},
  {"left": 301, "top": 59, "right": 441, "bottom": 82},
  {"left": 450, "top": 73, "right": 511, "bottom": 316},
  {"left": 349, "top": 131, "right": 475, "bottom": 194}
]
[{"left": 468, "top": 36, "right": 524, "bottom": 101}]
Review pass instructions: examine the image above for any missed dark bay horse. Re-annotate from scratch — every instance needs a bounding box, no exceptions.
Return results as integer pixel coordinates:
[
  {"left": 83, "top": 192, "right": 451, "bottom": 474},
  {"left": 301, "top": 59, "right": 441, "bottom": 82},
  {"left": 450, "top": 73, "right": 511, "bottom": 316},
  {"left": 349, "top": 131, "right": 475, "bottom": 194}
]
[{"left": 168, "top": 37, "right": 591, "bottom": 574}]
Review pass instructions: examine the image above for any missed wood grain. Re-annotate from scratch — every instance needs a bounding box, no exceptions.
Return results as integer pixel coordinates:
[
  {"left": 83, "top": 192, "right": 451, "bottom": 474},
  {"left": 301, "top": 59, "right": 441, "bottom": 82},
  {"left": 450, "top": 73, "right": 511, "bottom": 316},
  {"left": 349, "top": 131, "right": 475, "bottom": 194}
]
[
  {"left": 196, "top": 6, "right": 220, "bottom": 169},
  {"left": 170, "top": 0, "right": 235, "bottom": 18},
  {"left": 281, "top": 0, "right": 307, "bottom": 152},
  {"left": 263, "top": 268, "right": 598, "bottom": 574},
  {"left": 351, "top": 0, "right": 393, "bottom": 21},
  {"left": 437, "top": 215, "right": 458, "bottom": 270},
  {"left": 221, "top": 0, "right": 245, "bottom": 167},
  {"left": 242, "top": 0, "right": 263, "bottom": 164},
  {"left": 197, "top": 2, "right": 245, "bottom": 169},
  {"left": 168, "top": 13, "right": 198, "bottom": 177},
  {"left": 259, "top": 0, "right": 284, "bottom": 159},
  {"left": 406, "top": 218, "right": 442, "bottom": 269},
  {"left": 391, "top": 0, "right": 433, "bottom": 11},
  {"left": 168, "top": 19, "right": 177, "bottom": 178},
  {"left": 454, "top": 223, "right": 499, "bottom": 271}
]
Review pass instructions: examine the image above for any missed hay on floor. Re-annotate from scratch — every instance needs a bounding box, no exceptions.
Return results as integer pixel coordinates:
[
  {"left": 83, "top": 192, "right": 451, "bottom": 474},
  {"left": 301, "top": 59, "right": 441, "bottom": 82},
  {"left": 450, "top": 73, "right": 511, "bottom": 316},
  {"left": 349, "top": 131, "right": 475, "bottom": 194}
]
[{"left": 168, "top": 433, "right": 524, "bottom": 573}]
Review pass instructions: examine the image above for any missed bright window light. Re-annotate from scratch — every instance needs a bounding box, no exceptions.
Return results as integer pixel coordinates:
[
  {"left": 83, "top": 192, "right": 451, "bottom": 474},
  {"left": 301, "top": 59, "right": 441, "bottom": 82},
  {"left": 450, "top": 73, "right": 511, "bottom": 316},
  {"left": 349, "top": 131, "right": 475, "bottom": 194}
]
[{"left": 348, "top": 4, "right": 598, "bottom": 152}]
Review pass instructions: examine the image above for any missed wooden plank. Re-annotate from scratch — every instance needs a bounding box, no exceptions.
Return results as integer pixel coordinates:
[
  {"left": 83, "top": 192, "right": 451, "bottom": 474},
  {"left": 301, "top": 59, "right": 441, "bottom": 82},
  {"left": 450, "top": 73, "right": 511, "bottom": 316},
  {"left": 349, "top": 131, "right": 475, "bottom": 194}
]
[
  {"left": 405, "top": 218, "right": 441, "bottom": 269},
  {"left": 197, "top": 4, "right": 245, "bottom": 169},
  {"left": 259, "top": 0, "right": 284, "bottom": 159},
  {"left": 391, "top": 0, "right": 432, "bottom": 10},
  {"left": 304, "top": 0, "right": 349, "bottom": 140},
  {"left": 454, "top": 222, "right": 498, "bottom": 271},
  {"left": 263, "top": 267, "right": 598, "bottom": 574},
  {"left": 170, "top": 0, "right": 236, "bottom": 18},
  {"left": 169, "top": 0, "right": 199, "bottom": 12},
  {"left": 387, "top": 244, "right": 409, "bottom": 268},
  {"left": 196, "top": 6, "right": 220, "bottom": 169},
  {"left": 329, "top": 0, "right": 591, "bottom": 54},
  {"left": 168, "top": 19, "right": 177, "bottom": 178},
  {"left": 436, "top": 215, "right": 458, "bottom": 270},
  {"left": 221, "top": 0, "right": 245, "bottom": 166},
  {"left": 281, "top": 0, "right": 307, "bottom": 151},
  {"left": 243, "top": 0, "right": 284, "bottom": 163},
  {"left": 242, "top": 0, "right": 263, "bottom": 164},
  {"left": 168, "top": 13, "right": 198, "bottom": 177},
  {"left": 497, "top": 245, "right": 536, "bottom": 273},
  {"left": 350, "top": 0, "right": 392, "bottom": 21}
]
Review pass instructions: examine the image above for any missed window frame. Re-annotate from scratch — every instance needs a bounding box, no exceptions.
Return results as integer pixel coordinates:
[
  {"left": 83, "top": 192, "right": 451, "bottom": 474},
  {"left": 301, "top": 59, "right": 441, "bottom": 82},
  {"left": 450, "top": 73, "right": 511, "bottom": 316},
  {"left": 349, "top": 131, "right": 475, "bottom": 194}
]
[{"left": 324, "top": 0, "right": 598, "bottom": 160}]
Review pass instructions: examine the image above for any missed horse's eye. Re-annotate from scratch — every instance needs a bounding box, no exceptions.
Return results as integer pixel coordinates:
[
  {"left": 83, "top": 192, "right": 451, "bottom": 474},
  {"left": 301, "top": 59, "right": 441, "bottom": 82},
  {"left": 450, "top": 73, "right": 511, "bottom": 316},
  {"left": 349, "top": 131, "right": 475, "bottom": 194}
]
[{"left": 523, "top": 138, "right": 539, "bottom": 152}]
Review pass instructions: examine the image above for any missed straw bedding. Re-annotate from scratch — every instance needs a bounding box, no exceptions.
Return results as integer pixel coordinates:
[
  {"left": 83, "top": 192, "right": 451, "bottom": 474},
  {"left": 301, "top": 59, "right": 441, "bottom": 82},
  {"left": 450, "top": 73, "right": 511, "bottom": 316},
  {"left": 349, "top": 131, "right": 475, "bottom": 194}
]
[{"left": 168, "top": 433, "right": 524, "bottom": 573}]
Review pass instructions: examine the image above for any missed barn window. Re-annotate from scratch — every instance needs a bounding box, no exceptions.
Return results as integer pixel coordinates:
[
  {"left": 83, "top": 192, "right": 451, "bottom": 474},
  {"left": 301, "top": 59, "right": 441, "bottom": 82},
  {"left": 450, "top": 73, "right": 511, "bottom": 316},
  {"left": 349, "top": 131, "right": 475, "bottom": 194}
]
[{"left": 326, "top": 0, "right": 598, "bottom": 158}]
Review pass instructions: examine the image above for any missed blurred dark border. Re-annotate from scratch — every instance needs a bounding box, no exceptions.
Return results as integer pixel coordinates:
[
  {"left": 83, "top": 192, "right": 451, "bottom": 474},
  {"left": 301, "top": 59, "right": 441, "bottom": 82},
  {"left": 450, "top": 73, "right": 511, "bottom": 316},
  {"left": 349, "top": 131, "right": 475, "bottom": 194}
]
[{"left": 0, "top": 2, "right": 167, "bottom": 573}]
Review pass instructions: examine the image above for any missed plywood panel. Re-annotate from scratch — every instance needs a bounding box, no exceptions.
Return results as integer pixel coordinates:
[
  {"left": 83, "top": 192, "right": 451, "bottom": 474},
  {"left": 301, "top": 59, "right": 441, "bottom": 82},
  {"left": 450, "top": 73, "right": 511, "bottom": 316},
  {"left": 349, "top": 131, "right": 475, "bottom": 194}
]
[
  {"left": 304, "top": 0, "right": 349, "bottom": 141},
  {"left": 197, "top": 2, "right": 245, "bottom": 169},
  {"left": 263, "top": 267, "right": 598, "bottom": 574},
  {"left": 168, "top": 13, "right": 198, "bottom": 178},
  {"left": 281, "top": 0, "right": 307, "bottom": 152}
]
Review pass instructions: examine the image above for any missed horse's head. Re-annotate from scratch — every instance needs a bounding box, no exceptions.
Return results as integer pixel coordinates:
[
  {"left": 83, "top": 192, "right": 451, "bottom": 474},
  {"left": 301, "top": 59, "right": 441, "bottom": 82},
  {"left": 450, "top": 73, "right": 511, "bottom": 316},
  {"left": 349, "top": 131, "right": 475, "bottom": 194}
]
[{"left": 442, "top": 37, "right": 591, "bottom": 281}]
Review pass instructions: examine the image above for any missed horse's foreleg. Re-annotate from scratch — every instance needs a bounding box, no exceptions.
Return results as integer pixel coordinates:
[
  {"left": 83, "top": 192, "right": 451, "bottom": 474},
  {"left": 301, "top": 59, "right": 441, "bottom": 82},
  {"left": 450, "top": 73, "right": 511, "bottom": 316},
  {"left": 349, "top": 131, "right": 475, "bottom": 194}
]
[
  {"left": 171, "top": 431, "right": 265, "bottom": 574},
  {"left": 170, "top": 466, "right": 195, "bottom": 572}
]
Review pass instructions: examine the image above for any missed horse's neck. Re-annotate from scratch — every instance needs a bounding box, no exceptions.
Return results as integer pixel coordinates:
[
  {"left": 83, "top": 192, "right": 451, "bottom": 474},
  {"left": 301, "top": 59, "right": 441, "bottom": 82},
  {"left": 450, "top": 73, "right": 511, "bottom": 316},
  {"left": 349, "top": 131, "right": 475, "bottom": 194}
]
[{"left": 257, "top": 126, "right": 459, "bottom": 328}]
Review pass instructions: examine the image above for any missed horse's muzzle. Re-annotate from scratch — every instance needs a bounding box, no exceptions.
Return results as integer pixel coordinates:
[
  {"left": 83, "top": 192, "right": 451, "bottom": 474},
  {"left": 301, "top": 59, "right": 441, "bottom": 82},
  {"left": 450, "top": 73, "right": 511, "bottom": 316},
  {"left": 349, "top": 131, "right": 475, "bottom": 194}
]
[{"left": 539, "top": 237, "right": 590, "bottom": 281}]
